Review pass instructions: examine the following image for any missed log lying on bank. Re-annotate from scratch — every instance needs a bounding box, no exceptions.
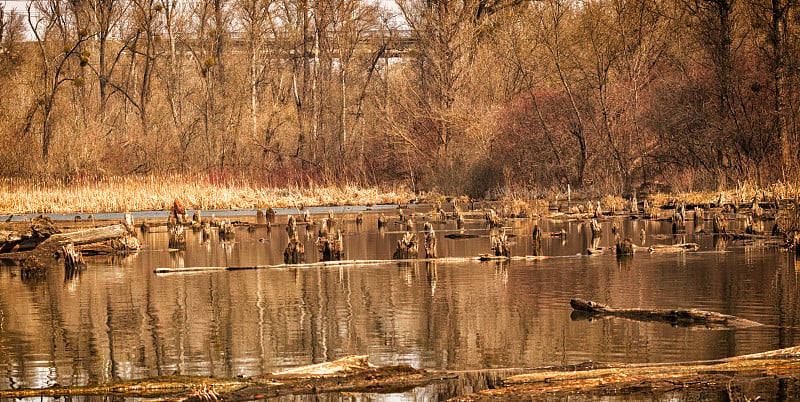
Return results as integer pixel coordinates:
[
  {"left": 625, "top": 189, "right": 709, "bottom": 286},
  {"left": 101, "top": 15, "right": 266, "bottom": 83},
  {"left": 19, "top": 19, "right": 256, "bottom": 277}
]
[
  {"left": 569, "top": 298, "right": 761, "bottom": 328},
  {"left": 0, "top": 355, "right": 456, "bottom": 400},
  {"left": 454, "top": 346, "right": 800, "bottom": 401}
]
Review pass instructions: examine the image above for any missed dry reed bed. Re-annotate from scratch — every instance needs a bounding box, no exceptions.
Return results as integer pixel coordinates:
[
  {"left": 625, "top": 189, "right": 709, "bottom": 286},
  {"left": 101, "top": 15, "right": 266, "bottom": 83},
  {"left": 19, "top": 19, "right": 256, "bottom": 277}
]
[{"left": 0, "top": 176, "right": 414, "bottom": 214}]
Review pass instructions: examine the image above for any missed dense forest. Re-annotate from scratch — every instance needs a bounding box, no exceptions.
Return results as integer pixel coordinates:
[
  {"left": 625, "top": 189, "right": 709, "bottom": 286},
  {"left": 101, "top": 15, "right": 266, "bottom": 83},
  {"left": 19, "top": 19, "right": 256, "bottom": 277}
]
[{"left": 0, "top": 0, "right": 798, "bottom": 197}]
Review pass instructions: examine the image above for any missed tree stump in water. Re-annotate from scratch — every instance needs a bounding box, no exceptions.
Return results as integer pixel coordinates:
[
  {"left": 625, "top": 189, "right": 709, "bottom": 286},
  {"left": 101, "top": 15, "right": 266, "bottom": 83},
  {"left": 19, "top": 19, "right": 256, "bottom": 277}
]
[
  {"left": 110, "top": 233, "right": 140, "bottom": 252},
  {"left": 694, "top": 207, "right": 704, "bottom": 224},
  {"left": 590, "top": 219, "right": 601, "bottom": 237},
  {"left": 713, "top": 213, "right": 727, "bottom": 234},
  {"left": 201, "top": 222, "right": 211, "bottom": 242},
  {"left": 423, "top": 222, "right": 437, "bottom": 258},
  {"left": 256, "top": 209, "right": 265, "bottom": 224},
  {"left": 317, "top": 230, "right": 344, "bottom": 261},
  {"left": 491, "top": 229, "right": 511, "bottom": 258},
  {"left": 393, "top": 232, "right": 418, "bottom": 259},
  {"left": 672, "top": 212, "right": 685, "bottom": 234},
  {"left": 616, "top": 237, "right": 634, "bottom": 255},
  {"left": 377, "top": 213, "right": 388, "bottom": 229},
  {"left": 219, "top": 220, "right": 235, "bottom": 241},
  {"left": 168, "top": 224, "right": 186, "bottom": 250},
  {"left": 286, "top": 215, "right": 297, "bottom": 239},
  {"left": 265, "top": 207, "right": 276, "bottom": 222},
  {"left": 454, "top": 207, "right": 465, "bottom": 229},
  {"left": 123, "top": 212, "right": 135, "bottom": 235},
  {"left": 62, "top": 243, "right": 86, "bottom": 272},
  {"left": 169, "top": 199, "right": 187, "bottom": 226},
  {"left": 20, "top": 255, "right": 46, "bottom": 280},
  {"left": 284, "top": 234, "right": 305, "bottom": 264},
  {"left": 486, "top": 209, "right": 503, "bottom": 228},
  {"left": 532, "top": 224, "right": 542, "bottom": 256},
  {"left": 355, "top": 212, "right": 363, "bottom": 225}
]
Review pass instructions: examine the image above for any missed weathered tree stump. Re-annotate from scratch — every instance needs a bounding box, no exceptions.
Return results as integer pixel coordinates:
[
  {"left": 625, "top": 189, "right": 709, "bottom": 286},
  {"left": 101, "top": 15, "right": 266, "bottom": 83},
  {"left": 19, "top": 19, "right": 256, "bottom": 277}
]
[
  {"left": 611, "top": 220, "right": 619, "bottom": 235},
  {"left": 713, "top": 213, "right": 727, "bottom": 234},
  {"left": 377, "top": 213, "right": 388, "bottom": 229},
  {"left": 123, "top": 212, "right": 135, "bottom": 235},
  {"left": 616, "top": 237, "right": 634, "bottom": 255},
  {"left": 110, "top": 233, "right": 141, "bottom": 252},
  {"left": 693, "top": 207, "right": 704, "bottom": 224},
  {"left": 486, "top": 209, "right": 503, "bottom": 228},
  {"left": 752, "top": 198, "right": 763, "bottom": 219},
  {"left": 423, "top": 222, "right": 437, "bottom": 258},
  {"left": 630, "top": 193, "right": 638, "bottom": 213},
  {"left": 649, "top": 207, "right": 660, "bottom": 220},
  {"left": 201, "top": 222, "right": 211, "bottom": 242},
  {"left": 393, "top": 232, "right": 418, "bottom": 259},
  {"left": 303, "top": 210, "right": 313, "bottom": 225},
  {"left": 62, "top": 243, "right": 86, "bottom": 272},
  {"left": 355, "top": 212, "right": 363, "bottom": 225},
  {"left": 531, "top": 224, "right": 542, "bottom": 256},
  {"left": 219, "top": 219, "right": 235, "bottom": 241},
  {"left": 590, "top": 219, "right": 601, "bottom": 237},
  {"left": 491, "top": 229, "right": 511, "bottom": 258},
  {"left": 454, "top": 206, "right": 465, "bottom": 229},
  {"left": 20, "top": 255, "right": 47, "bottom": 280},
  {"left": 169, "top": 199, "right": 187, "bottom": 226},
  {"left": 168, "top": 224, "right": 186, "bottom": 250},
  {"left": 317, "top": 230, "right": 344, "bottom": 261},
  {"left": 745, "top": 216, "right": 755, "bottom": 234},
  {"left": 284, "top": 234, "right": 305, "bottom": 264},
  {"left": 286, "top": 215, "right": 297, "bottom": 239},
  {"left": 672, "top": 212, "right": 685, "bottom": 234},
  {"left": 256, "top": 209, "right": 265, "bottom": 224}
]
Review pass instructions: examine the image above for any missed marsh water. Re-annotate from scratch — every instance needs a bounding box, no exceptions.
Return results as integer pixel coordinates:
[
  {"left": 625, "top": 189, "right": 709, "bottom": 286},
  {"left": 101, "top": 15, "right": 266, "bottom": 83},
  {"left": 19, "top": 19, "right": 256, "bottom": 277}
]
[{"left": 1, "top": 207, "right": 799, "bottom": 399}]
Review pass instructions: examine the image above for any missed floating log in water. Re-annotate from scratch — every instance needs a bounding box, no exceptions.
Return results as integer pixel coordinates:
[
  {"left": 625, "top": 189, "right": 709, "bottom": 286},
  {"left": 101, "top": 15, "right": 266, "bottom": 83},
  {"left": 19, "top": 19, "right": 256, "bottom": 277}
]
[
  {"left": 0, "top": 355, "right": 456, "bottom": 400},
  {"left": 569, "top": 298, "right": 761, "bottom": 328},
  {"left": 647, "top": 243, "right": 699, "bottom": 253},
  {"left": 455, "top": 346, "right": 800, "bottom": 400}
]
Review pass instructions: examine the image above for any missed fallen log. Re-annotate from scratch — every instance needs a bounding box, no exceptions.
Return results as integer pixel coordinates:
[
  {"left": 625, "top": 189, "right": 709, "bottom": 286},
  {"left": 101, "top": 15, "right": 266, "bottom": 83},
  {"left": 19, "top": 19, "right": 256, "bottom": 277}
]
[
  {"left": 0, "top": 355, "right": 456, "bottom": 400},
  {"left": 0, "top": 224, "right": 129, "bottom": 260},
  {"left": 569, "top": 298, "right": 761, "bottom": 328},
  {"left": 454, "top": 346, "right": 800, "bottom": 401},
  {"left": 647, "top": 242, "right": 699, "bottom": 253}
]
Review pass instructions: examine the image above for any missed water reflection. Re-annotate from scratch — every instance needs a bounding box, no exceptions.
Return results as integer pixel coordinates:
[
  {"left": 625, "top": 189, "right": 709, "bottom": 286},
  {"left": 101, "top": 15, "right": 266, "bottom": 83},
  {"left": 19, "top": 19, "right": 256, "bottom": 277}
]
[{"left": 0, "top": 211, "right": 798, "bottom": 400}]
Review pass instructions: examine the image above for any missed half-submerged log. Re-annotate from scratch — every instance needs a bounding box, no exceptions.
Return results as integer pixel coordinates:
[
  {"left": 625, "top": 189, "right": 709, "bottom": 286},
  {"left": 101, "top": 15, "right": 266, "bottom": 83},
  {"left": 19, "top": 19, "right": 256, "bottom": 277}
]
[
  {"left": 647, "top": 243, "right": 699, "bottom": 253},
  {"left": 393, "top": 232, "right": 418, "bottom": 259},
  {"left": 456, "top": 346, "right": 800, "bottom": 401},
  {"left": 569, "top": 298, "right": 761, "bottom": 328},
  {"left": 0, "top": 355, "right": 455, "bottom": 400},
  {"left": 1, "top": 224, "right": 130, "bottom": 260},
  {"left": 423, "top": 222, "right": 437, "bottom": 258},
  {"left": 0, "top": 215, "right": 60, "bottom": 253}
]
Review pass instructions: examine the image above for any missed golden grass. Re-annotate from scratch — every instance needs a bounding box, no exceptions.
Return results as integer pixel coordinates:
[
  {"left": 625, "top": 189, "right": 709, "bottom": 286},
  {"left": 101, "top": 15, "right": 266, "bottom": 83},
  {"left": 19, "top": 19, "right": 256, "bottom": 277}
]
[{"left": 0, "top": 175, "right": 415, "bottom": 214}]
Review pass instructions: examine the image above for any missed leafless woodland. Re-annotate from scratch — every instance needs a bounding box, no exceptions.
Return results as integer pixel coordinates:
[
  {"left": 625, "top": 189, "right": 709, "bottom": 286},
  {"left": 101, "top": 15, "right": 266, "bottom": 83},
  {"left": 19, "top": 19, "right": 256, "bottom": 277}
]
[{"left": 0, "top": 0, "right": 799, "bottom": 196}]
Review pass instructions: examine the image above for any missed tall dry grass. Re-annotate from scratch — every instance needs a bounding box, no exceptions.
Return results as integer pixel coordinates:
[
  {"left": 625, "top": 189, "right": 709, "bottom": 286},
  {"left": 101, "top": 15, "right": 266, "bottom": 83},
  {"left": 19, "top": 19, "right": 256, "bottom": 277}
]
[{"left": 0, "top": 175, "right": 414, "bottom": 214}]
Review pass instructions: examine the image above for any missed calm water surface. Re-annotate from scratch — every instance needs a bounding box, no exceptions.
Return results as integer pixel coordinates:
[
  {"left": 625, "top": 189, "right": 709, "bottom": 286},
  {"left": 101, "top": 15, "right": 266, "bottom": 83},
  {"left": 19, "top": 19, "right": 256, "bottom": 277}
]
[{"left": 1, "top": 210, "right": 799, "bottom": 399}]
